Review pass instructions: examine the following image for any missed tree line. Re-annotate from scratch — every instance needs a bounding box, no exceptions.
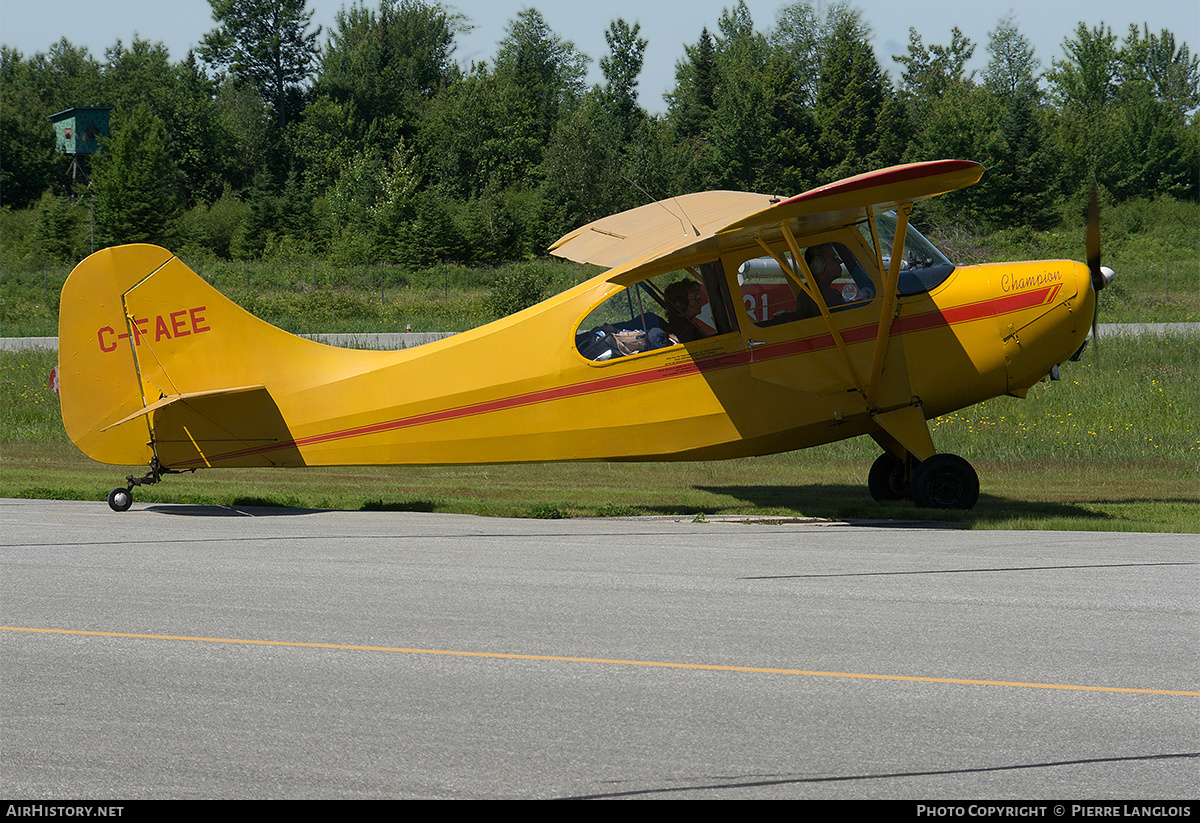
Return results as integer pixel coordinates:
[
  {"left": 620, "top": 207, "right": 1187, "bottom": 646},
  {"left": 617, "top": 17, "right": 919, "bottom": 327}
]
[{"left": 2, "top": 0, "right": 1197, "bottom": 268}]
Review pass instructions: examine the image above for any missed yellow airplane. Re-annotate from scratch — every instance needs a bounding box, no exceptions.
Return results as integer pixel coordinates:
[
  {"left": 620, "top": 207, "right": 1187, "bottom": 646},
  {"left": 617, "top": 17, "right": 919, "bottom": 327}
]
[{"left": 58, "top": 160, "right": 1113, "bottom": 512}]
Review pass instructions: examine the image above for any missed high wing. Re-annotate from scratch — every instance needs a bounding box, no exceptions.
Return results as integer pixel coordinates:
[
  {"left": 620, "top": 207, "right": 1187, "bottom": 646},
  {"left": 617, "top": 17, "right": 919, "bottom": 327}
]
[
  {"left": 550, "top": 160, "right": 984, "bottom": 280},
  {"left": 547, "top": 190, "right": 769, "bottom": 270}
]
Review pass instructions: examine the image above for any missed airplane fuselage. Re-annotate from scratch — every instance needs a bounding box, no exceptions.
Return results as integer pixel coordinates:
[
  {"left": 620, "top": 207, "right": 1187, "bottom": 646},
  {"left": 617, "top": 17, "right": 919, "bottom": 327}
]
[{"left": 60, "top": 248, "right": 1092, "bottom": 472}]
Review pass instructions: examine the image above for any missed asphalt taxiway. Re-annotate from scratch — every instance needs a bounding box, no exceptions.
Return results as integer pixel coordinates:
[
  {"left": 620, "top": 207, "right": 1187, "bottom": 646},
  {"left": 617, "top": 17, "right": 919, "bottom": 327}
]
[{"left": 2, "top": 498, "right": 1196, "bottom": 799}]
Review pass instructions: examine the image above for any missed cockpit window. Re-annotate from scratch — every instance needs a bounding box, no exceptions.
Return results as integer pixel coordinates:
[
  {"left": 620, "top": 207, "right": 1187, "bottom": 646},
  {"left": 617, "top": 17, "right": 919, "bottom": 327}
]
[
  {"left": 574, "top": 262, "right": 733, "bottom": 362},
  {"left": 858, "top": 212, "right": 956, "bottom": 295},
  {"left": 736, "top": 242, "right": 875, "bottom": 327}
]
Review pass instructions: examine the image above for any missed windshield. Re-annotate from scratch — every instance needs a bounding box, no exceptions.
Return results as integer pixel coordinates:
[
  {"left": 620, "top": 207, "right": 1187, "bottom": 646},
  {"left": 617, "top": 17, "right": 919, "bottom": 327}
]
[{"left": 859, "top": 212, "right": 955, "bottom": 295}]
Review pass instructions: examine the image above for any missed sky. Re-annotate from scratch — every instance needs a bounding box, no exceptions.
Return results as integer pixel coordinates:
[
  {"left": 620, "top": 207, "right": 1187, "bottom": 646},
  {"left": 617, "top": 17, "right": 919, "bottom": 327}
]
[{"left": 2, "top": 0, "right": 1197, "bottom": 113}]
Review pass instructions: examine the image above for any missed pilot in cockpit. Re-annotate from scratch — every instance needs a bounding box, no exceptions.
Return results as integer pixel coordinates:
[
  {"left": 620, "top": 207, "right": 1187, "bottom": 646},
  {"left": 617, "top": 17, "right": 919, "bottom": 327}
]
[{"left": 663, "top": 278, "right": 706, "bottom": 344}]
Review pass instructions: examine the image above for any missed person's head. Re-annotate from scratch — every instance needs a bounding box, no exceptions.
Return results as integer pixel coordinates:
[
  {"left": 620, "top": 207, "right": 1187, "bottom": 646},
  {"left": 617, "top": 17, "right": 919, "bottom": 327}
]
[
  {"left": 804, "top": 244, "right": 841, "bottom": 286},
  {"left": 665, "top": 279, "right": 703, "bottom": 317}
]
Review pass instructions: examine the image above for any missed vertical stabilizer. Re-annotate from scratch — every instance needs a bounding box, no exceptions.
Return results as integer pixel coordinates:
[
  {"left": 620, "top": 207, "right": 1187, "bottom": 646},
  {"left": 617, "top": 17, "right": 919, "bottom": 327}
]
[{"left": 59, "top": 245, "right": 346, "bottom": 469}]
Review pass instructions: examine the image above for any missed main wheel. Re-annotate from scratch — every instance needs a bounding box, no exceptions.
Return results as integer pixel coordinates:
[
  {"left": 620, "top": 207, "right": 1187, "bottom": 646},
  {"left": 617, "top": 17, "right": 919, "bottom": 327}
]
[
  {"left": 107, "top": 487, "right": 133, "bottom": 512},
  {"left": 911, "top": 454, "right": 979, "bottom": 510},
  {"left": 868, "top": 453, "right": 909, "bottom": 501}
]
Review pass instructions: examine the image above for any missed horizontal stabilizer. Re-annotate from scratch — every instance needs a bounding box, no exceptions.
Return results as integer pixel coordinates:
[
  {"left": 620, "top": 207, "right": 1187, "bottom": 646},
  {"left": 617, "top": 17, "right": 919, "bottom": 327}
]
[
  {"left": 147, "top": 385, "right": 305, "bottom": 469},
  {"left": 102, "top": 384, "right": 266, "bottom": 431}
]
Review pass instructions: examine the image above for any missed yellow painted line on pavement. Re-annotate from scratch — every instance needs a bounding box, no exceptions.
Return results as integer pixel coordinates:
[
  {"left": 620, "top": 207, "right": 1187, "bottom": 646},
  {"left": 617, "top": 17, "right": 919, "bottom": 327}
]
[{"left": 4, "top": 626, "right": 1197, "bottom": 697}]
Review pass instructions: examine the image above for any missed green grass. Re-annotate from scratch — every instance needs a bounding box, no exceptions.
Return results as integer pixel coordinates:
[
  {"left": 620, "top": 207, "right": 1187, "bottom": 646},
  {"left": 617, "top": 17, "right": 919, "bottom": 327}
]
[
  {"left": 1, "top": 440, "right": 1197, "bottom": 532},
  {"left": 0, "top": 349, "right": 61, "bottom": 441},
  {"left": 927, "top": 335, "right": 1198, "bottom": 465},
  {"left": 2, "top": 337, "right": 1196, "bottom": 531}
]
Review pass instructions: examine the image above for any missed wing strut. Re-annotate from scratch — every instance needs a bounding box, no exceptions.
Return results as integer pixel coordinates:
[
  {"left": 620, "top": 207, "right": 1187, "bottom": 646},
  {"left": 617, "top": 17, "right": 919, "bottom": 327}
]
[
  {"left": 862, "top": 202, "right": 939, "bottom": 463},
  {"left": 864, "top": 203, "right": 911, "bottom": 409}
]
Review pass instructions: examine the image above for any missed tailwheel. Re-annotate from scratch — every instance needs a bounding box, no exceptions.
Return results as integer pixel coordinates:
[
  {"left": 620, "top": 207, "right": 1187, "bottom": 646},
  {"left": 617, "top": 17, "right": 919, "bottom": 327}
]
[
  {"left": 105, "top": 457, "right": 174, "bottom": 512},
  {"left": 107, "top": 487, "right": 133, "bottom": 512},
  {"left": 911, "top": 453, "right": 979, "bottom": 510},
  {"left": 868, "top": 452, "right": 910, "bottom": 501}
]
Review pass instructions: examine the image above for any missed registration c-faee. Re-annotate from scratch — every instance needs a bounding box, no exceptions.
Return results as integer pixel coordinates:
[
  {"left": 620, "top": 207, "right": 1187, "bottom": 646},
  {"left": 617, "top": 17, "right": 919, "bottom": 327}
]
[{"left": 97, "top": 306, "right": 210, "bottom": 353}]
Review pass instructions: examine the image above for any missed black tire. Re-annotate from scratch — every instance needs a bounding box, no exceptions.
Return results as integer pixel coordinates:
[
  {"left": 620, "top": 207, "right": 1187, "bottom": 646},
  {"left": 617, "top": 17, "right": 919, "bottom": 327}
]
[
  {"left": 911, "top": 454, "right": 979, "bottom": 510},
  {"left": 868, "top": 453, "right": 909, "bottom": 501},
  {"left": 107, "top": 487, "right": 133, "bottom": 512}
]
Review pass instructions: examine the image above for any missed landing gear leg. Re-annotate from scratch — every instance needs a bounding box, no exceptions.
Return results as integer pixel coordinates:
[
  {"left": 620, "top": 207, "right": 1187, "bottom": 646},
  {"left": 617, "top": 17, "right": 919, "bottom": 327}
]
[{"left": 910, "top": 453, "right": 980, "bottom": 510}]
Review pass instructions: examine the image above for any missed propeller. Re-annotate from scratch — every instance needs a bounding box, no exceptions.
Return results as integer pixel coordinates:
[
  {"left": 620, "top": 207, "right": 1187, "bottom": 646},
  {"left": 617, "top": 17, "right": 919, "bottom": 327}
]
[{"left": 1085, "top": 182, "right": 1116, "bottom": 346}]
